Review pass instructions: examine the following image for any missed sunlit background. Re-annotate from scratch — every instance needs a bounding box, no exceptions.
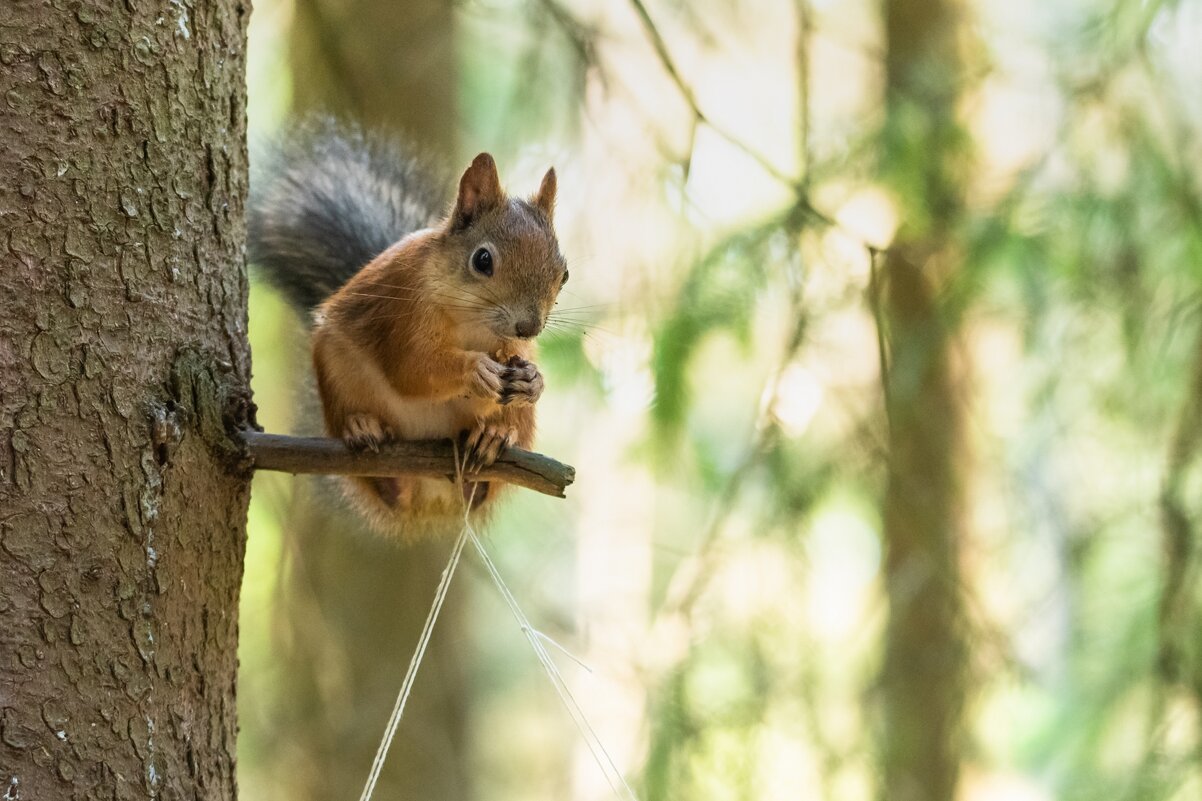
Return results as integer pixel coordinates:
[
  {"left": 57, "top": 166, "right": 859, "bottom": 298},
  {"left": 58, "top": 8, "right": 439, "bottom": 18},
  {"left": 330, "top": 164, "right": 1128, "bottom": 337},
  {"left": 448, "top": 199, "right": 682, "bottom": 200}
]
[{"left": 237, "top": 0, "right": 1202, "bottom": 799}]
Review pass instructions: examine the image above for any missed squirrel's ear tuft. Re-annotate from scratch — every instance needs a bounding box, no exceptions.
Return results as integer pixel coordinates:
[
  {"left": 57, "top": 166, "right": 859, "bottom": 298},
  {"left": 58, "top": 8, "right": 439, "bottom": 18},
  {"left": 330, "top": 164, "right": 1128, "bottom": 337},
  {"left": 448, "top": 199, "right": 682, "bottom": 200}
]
[
  {"left": 451, "top": 153, "right": 503, "bottom": 231},
  {"left": 533, "top": 167, "right": 557, "bottom": 222}
]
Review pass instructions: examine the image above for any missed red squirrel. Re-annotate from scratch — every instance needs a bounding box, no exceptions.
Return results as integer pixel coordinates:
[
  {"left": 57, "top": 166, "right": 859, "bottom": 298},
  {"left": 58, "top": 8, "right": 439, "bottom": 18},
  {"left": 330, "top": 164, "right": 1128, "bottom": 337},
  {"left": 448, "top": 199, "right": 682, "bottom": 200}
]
[{"left": 249, "top": 121, "right": 567, "bottom": 536}]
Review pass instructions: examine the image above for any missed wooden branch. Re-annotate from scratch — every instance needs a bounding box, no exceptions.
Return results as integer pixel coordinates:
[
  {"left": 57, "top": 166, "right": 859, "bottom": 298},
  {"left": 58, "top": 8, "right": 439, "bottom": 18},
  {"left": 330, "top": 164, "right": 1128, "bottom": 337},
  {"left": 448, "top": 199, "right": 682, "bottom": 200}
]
[{"left": 239, "top": 430, "right": 575, "bottom": 498}]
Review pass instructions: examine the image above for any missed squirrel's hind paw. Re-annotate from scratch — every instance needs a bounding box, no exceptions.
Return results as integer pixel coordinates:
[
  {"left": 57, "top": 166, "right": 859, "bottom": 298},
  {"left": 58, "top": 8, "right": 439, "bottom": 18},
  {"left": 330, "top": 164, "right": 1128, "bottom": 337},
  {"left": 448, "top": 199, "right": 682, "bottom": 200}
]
[
  {"left": 368, "top": 476, "right": 402, "bottom": 507},
  {"left": 461, "top": 480, "right": 491, "bottom": 509},
  {"left": 462, "top": 422, "right": 516, "bottom": 474},
  {"left": 343, "top": 414, "right": 393, "bottom": 453}
]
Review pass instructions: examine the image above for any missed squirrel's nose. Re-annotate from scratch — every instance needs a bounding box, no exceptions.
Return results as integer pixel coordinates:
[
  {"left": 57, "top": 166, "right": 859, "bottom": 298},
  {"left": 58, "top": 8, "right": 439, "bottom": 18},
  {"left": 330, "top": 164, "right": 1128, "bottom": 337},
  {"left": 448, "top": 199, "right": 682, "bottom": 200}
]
[{"left": 514, "top": 319, "right": 542, "bottom": 339}]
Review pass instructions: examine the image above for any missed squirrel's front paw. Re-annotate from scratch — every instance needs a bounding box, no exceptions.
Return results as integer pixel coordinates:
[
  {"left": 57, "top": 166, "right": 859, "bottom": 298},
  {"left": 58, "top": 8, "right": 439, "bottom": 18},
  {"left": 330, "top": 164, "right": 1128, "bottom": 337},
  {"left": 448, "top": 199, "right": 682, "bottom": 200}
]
[
  {"left": 343, "top": 414, "right": 392, "bottom": 453},
  {"left": 500, "top": 357, "right": 544, "bottom": 406},
  {"left": 468, "top": 354, "right": 507, "bottom": 401},
  {"left": 462, "top": 422, "right": 517, "bottom": 474}
]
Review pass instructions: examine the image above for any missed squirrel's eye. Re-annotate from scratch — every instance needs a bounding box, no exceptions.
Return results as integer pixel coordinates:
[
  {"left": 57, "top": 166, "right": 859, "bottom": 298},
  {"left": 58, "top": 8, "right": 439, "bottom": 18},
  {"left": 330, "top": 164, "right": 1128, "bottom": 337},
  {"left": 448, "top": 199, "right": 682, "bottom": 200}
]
[
  {"left": 560, "top": 269, "right": 569, "bottom": 287},
  {"left": 471, "top": 247, "right": 493, "bottom": 277}
]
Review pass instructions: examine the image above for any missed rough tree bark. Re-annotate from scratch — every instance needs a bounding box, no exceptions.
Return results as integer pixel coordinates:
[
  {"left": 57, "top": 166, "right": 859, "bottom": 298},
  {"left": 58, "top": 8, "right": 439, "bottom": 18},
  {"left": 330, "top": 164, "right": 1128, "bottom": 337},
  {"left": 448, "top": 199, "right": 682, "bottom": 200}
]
[
  {"left": 876, "top": 0, "right": 970, "bottom": 798},
  {"left": 0, "top": 1, "right": 249, "bottom": 801},
  {"left": 248, "top": 3, "right": 470, "bottom": 800}
]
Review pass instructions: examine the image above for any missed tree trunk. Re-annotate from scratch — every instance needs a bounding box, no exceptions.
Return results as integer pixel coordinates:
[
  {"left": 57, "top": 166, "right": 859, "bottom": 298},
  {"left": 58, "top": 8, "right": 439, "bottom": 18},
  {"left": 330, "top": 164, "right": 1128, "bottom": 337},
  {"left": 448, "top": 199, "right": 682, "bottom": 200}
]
[
  {"left": 248, "top": 3, "right": 469, "bottom": 800},
  {"left": 0, "top": 1, "right": 250, "bottom": 800},
  {"left": 877, "top": 253, "right": 967, "bottom": 801},
  {"left": 876, "top": 0, "right": 969, "bottom": 798},
  {"left": 1158, "top": 330, "right": 1202, "bottom": 715}
]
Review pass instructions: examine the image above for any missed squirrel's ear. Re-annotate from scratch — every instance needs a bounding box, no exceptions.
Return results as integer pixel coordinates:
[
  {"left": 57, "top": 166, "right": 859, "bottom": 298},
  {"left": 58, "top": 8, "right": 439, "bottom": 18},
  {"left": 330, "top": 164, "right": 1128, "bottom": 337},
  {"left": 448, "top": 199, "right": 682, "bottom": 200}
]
[
  {"left": 451, "top": 153, "right": 503, "bottom": 230},
  {"left": 533, "top": 167, "right": 557, "bottom": 222}
]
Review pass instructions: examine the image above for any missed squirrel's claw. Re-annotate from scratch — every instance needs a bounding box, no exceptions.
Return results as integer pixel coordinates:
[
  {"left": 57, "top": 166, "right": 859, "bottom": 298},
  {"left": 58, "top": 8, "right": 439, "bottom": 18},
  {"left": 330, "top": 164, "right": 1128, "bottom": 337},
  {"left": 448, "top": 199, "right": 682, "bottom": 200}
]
[
  {"left": 500, "top": 357, "right": 544, "bottom": 406},
  {"left": 470, "top": 354, "right": 507, "bottom": 401},
  {"left": 343, "top": 414, "right": 392, "bottom": 453},
  {"left": 462, "top": 422, "right": 516, "bottom": 474}
]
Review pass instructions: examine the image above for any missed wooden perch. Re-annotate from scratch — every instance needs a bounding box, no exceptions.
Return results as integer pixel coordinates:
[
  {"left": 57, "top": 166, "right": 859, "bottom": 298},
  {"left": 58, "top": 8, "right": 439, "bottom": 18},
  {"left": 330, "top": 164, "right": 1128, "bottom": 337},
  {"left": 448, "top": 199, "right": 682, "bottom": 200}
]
[{"left": 239, "top": 430, "right": 576, "bottom": 498}]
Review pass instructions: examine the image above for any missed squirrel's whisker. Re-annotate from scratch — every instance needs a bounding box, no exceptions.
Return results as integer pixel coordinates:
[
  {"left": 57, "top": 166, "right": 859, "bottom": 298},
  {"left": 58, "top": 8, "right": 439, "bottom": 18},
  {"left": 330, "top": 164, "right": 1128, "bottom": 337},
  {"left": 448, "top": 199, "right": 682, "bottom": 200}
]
[
  {"left": 345, "top": 289, "right": 490, "bottom": 311},
  {"left": 363, "top": 283, "right": 497, "bottom": 311},
  {"left": 544, "top": 321, "right": 610, "bottom": 344},
  {"left": 546, "top": 317, "right": 614, "bottom": 336},
  {"left": 463, "top": 282, "right": 507, "bottom": 312},
  {"left": 341, "top": 291, "right": 487, "bottom": 316},
  {"left": 549, "top": 311, "right": 605, "bottom": 318},
  {"left": 552, "top": 302, "right": 614, "bottom": 312}
]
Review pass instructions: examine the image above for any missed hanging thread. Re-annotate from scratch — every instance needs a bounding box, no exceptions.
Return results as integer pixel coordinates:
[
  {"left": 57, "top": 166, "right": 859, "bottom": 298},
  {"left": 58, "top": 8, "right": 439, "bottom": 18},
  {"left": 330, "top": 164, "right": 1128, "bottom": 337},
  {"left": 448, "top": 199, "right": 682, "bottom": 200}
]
[
  {"left": 467, "top": 528, "right": 641, "bottom": 801},
  {"left": 358, "top": 446, "right": 639, "bottom": 801},
  {"left": 356, "top": 449, "right": 477, "bottom": 801},
  {"left": 356, "top": 527, "right": 468, "bottom": 801}
]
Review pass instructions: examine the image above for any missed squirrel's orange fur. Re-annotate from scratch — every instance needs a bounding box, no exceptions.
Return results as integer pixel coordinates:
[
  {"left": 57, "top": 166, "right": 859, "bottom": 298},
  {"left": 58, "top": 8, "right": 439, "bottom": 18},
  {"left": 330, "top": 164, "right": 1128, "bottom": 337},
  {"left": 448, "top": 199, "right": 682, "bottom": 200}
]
[{"left": 311, "top": 154, "right": 566, "bottom": 536}]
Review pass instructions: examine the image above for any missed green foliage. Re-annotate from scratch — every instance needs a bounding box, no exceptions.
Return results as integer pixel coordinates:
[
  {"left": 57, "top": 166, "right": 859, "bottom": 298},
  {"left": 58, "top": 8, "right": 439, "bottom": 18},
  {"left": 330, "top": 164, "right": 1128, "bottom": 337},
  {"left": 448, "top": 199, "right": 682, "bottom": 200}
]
[
  {"left": 239, "top": 0, "right": 1202, "bottom": 799},
  {"left": 539, "top": 324, "right": 604, "bottom": 392},
  {"left": 650, "top": 221, "right": 782, "bottom": 445}
]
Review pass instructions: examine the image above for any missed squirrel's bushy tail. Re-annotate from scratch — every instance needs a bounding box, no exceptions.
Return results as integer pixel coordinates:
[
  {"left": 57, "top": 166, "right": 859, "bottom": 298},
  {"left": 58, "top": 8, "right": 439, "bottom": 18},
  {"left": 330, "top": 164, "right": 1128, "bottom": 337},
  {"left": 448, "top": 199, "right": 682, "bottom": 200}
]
[{"left": 247, "top": 118, "right": 448, "bottom": 314}]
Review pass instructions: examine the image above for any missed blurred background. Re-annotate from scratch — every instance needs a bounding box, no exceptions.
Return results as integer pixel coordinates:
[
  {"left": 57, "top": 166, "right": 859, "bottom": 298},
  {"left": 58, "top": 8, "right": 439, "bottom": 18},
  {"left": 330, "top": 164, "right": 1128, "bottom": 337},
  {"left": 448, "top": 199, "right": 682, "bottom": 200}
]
[{"left": 236, "top": 0, "right": 1202, "bottom": 799}]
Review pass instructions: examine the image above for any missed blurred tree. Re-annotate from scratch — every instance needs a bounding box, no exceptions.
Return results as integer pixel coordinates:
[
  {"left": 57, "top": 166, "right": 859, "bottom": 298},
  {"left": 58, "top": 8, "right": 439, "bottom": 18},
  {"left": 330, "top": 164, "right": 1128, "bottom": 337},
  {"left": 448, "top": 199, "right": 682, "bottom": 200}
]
[
  {"left": 291, "top": 0, "right": 456, "bottom": 145},
  {"left": 875, "top": 0, "right": 971, "bottom": 798},
  {"left": 233, "top": 0, "right": 1202, "bottom": 798},
  {"left": 255, "top": 2, "right": 472, "bottom": 800},
  {"left": 1157, "top": 333, "right": 1202, "bottom": 777},
  {"left": 0, "top": 1, "right": 250, "bottom": 799}
]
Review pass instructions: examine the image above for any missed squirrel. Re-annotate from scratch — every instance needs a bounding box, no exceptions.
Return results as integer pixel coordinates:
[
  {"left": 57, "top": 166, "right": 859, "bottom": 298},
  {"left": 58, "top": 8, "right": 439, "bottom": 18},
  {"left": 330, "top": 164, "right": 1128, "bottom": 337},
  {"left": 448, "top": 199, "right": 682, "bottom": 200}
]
[{"left": 248, "top": 120, "right": 568, "bottom": 536}]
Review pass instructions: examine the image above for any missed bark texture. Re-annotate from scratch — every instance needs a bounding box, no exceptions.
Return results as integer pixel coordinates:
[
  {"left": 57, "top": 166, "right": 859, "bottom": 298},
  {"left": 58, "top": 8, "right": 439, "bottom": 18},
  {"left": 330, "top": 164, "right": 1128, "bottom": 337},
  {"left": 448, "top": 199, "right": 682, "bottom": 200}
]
[
  {"left": 0, "top": 1, "right": 250, "bottom": 800},
  {"left": 876, "top": 0, "right": 969, "bottom": 798},
  {"left": 248, "top": 2, "right": 470, "bottom": 800}
]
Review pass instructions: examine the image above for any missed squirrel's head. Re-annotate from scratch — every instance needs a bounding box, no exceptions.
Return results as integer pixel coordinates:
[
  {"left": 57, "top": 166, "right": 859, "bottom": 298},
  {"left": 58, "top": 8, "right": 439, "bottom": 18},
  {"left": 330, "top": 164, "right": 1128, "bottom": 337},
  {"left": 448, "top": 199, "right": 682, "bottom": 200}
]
[{"left": 432, "top": 153, "right": 568, "bottom": 343}]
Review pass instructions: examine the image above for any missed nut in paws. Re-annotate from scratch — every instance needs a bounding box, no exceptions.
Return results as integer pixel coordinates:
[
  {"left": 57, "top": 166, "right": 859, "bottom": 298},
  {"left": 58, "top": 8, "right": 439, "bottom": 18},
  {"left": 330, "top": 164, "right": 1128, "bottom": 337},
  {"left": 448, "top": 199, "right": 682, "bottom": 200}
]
[{"left": 500, "top": 356, "right": 544, "bottom": 406}]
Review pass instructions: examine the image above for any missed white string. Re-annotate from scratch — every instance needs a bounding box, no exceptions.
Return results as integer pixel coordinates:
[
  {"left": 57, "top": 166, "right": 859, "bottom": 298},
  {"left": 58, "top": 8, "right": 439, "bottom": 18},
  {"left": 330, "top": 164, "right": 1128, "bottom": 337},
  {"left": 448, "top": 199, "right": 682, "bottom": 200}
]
[
  {"left": 357, "top": 447, "right": 476, "bottom": 801},
  {"left": 358, "top": 444, "right": 639, "bottom": 801},
  {"left": 536, "top": 629, "right": 594, "bottom": 673},
  {"left": 466, "top": 527, "right": 641, "bottom": 801},
  {"left": 356, "top": 526, "right": 468, "bottom": 801}
]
